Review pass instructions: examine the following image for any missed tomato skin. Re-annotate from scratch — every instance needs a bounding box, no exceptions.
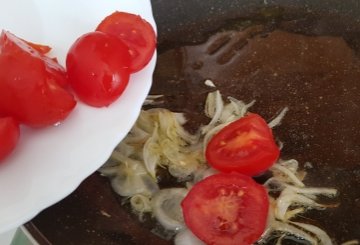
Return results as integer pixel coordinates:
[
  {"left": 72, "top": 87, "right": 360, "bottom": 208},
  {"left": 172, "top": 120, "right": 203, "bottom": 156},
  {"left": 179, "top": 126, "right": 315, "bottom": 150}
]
[
  {"left": 181, "top": 173, "right": 269, "bottom": 245},
  {"left": 0, "top": 31, "right": 76, "bottom": 127},
  {"left": 66, "top": 31, "right": 131, "bottom": 107},
  {"left": 206, "top": 113, "right": 280, "bottom": 176},
  {"left": 96, "top": 11, "right": 156, "bottom": 73},
  {"left": 0, "top": 117, "right": 20, "bottom": 162},
  {"left": 6, "top": 32, "right": 68, "bottom": 88}
]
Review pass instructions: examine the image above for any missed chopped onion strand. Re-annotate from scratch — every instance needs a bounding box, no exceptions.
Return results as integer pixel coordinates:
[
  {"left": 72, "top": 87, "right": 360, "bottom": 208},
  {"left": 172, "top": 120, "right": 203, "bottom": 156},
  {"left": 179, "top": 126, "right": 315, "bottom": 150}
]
[
  {"left": 290, "top": 221, "right": 333, "bottom": 245},
  {"left": 204, "top": 79, "right": 216, "bottom": 88},
  {"left": 174, "top": 229, "right": 205, "bottom": 245},
  {"left": 151, "top": 188, "right": 188, "bottom": 231},
  {"left": 342, "top": 240, "right": 360, "bottom": 245},
  {"left": 202, "top": 90, "right": 224, "bottom": 133},
  {"left": 271, "top": 163, "right": 305, "bottom": 187},
  {"left": 268, "top": 107, "right": 289, "bottom": 128}
]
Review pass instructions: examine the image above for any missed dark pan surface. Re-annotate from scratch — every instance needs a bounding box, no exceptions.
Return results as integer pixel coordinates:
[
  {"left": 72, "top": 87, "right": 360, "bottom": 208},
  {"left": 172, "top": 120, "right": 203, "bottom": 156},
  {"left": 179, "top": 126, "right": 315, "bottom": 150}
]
[{"left": 30, "top": 1, "right": 360, "bottom": 244}]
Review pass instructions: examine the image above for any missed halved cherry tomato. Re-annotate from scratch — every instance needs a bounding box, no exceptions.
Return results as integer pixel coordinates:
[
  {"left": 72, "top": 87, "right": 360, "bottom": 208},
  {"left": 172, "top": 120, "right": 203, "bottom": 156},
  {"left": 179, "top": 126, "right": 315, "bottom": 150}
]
[
  {"left": 0, "top": 31, "right": 76, "bottom": 127},
  {"left": 206, "top": 113, "right": 280, "bottom": 176},
  {"left": 0, "top": 117, "right": 20, "bottom": 162},
  {"left": 181, "top": 173, "right": 269, "bottom": 245},
  {"left": 66, "top": 31, "right": 131, "bottom": 107},
  {"left": 96, "top": 11, "right": 156, "bottom": 73}
]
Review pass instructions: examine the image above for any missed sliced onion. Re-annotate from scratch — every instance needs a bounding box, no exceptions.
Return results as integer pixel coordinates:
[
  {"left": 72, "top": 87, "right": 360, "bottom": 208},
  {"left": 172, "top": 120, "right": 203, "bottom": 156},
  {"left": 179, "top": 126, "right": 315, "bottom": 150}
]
[
  {"left": 124, "top": 125, "right": 150, "bottom": 144},
  {"left": 284, "top": 185, "right": 338, "bottom": 198},
  {"left": 218, "top": 103, "right": 238, "bottom": 123},
  {"left": 159, "top": 110, "right": 199, "bottom": 145},
  {"left": 268, "top": 107, "right": 289, "bottom": 128},
  {"left": 143, "top": 94, "right": 164, "bottom": 105},
  {"left": 269, "top": 220, "right": 318, "bottom": 245},
  {"left": 146, "top": 94, "right": 164, "bottom": 100},
  {"left": 143, "top": 124, "right": 160, "bottom": 178},
  {"left": 264, "top": 202, "right": 318, "bottom": 244},
  {"left": 110, "top": 170, "right": 159, "bottom": 197},
  {"left": 168, "top": 161, "right": 198, "bottom": 180},
  {"left": 114, "top": 142, "right": 136, "bottom": 157},
  {"left": 283, "top": 207, "right": 305, "bottom": 220},
  {"left": 99, "top": 165, "right": 119, "bottom": 176},
  {"left": 136, "top": 110, "right": 157, "bottom": 134},
  {"left": 278, "top": 159, "right": 300, "bottom": 173},
  {"left": 275, "top": 235, "right": 286, "bottom": 245},
  {"left": 130, "top": 194, "right": 152, "bottom": 214},
  {"left": 290, "top": 221, "right": 333, "bottom": 245},
  {"left": 202, "top": 90, "right": 224, "bottom": 133},
  {"left": 275, "top": 188, "right": 325, "bottom": 220},
  {"left": 204, "top": 79, "right": 216, "bottom": 87},
  {"left": 271, "top": 163, "right": 305, "bottom": 187},
  {"left": 151, "top": 188, "right": 188, "bottom": 231},
  {"left": 192, "top": 167, "right": 219, "bottom": 183},
  {"left": 174, "top": 229, "right": 205, "bottom": 245},
  {"left": 227, "top": 96, "right": 255, "bottom": 118},
  {"left": 136, "top": 108, "right": 204, "bottom": 180},
  {"left": 102, "top": 152, "right": 159, "bottom": 197},
  {"left": 341, "top": 240, "right": 360, "bottom": 245}
]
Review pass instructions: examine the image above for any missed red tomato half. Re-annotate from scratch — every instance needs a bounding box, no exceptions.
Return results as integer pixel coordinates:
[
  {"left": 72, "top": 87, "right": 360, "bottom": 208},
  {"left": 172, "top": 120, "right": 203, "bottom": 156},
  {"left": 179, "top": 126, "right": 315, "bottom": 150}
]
[
  {"left": 0, "top": 31, "right": 76, "bottom": 127},
  {"left": 66, "top": 31, "right": 131, "bottom": 107},
  {"left": 96, "top": 11, "right": 156, "bottom": 73},
  {"left": 206, "top": 113, "right": 280, "bottom": 176},
  {"left": 0, "top": 117, "right": 20, "bottom": 162},
  {"left": 181, "top": 173, "right": 269, "bottom": 245}
]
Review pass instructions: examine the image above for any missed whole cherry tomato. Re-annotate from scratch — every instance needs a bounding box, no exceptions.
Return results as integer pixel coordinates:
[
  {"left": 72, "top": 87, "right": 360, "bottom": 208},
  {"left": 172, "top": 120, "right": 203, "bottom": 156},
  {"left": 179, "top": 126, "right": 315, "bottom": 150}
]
[{"left": 66, "top": 31, "right": 131, "bottom": 107}]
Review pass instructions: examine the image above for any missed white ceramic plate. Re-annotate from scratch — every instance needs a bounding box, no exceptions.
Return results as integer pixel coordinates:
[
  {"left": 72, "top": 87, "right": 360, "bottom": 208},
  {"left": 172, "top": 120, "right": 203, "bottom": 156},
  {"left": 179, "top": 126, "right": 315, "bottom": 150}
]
[{"left": 0, "top": 0, "right": 156, "bottom": 233}]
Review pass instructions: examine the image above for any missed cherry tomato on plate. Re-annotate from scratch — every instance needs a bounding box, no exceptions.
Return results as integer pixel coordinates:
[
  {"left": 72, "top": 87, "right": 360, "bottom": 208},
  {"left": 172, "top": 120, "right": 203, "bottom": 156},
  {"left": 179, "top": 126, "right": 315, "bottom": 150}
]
[
  {"left": 0, "top": 117, "right": 20, "bottom": 162},
  {"left": 96, "top": 11, "right": 156, "bottom": 73},
  {"left": 206, "top": 113, "right": 280, "bottom": 176},
  {"left": 0, "top": 31, "right": 76, "bottom": 127},
  {"left": 66, "top": 31, "right": 131, "bottom": 107},
  {"left": 181, "top": 173, "right": 269, "bottom": 245}
]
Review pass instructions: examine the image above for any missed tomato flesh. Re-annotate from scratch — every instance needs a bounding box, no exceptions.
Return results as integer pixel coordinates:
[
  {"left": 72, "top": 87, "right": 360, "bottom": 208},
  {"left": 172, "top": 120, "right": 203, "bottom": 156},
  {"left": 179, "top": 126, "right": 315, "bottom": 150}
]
[
  {"left": 96, "top": 11, "right": 156, "bottom": 73},
  {"left": 181, "top": 173, "right": 269, "bottom": 245},
  {"left": 0, "top": 31, "right": 76, "bottom": 127},
  {"left": 66, "top": 31, "right": 131, "bottom": 107},
  {"left": 0, "top": 117, "right": 20, "bottom": 162},
  {"left": 206, "top": 113, "right": 280, "bottom": 176},
  {"left": 22, "top": 39, "right": 51, "bottom": 54}
]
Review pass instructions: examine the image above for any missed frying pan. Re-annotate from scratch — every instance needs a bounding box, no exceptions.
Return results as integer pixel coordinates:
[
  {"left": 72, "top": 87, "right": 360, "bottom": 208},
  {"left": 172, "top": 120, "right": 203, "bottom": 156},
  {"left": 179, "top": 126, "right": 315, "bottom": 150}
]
[{"left": 28, "top": 0, "right": 360, "bottom": 244}]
